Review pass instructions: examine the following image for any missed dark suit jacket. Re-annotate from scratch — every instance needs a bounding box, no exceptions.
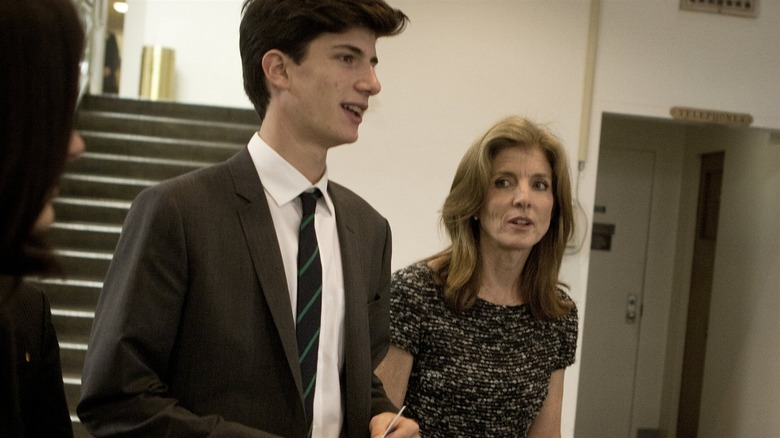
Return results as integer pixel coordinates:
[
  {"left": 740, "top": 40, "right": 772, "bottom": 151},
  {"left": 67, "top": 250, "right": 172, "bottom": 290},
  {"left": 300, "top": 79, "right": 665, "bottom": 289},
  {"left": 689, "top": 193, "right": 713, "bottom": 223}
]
[
  {"left": 78, "top": 148, "right": 396, "bottom": 437},
  {"left": 0, "top": 278, "right": 73, "bottom": 437}
]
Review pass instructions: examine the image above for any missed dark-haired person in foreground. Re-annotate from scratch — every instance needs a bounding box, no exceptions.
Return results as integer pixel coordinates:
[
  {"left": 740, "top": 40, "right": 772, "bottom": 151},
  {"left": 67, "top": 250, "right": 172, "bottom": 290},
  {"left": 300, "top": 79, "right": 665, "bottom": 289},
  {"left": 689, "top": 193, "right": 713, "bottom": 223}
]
[
  {"left": 78, "top": 1, "right": 418, "bottom": 437},
  {"left": 0, "top": 0, "right": 86, "bottom": 436}
]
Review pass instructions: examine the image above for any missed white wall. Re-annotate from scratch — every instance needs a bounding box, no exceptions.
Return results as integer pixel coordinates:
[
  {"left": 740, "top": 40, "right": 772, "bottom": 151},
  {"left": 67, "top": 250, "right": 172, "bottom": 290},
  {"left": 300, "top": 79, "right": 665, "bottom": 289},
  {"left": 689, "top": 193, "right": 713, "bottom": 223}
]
[
  {"left": 592, "top": 0, "right": 780, "bottom": 129},
  {"left": 117, "top": 1, "right": 780, "bottom": 436},
  {"left": 120, "top": 0, "right": 246, "bottom": 105}
]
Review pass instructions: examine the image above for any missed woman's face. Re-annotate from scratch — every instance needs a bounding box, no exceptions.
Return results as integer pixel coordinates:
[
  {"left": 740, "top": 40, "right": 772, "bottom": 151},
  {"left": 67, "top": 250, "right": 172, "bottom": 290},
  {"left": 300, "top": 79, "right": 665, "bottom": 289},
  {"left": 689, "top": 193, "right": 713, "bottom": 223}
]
[
  {"left": 476, "top": 145, "right": 554, "bottom": 262},
  {"left": 33, "top": 131, "right": 85, "bottom": 232}
]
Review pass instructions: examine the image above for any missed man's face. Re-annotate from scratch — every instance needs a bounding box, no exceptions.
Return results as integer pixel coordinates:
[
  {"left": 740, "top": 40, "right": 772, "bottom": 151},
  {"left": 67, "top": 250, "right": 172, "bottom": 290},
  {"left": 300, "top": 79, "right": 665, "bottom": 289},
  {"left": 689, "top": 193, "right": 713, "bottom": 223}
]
[{"left": 281, "top": 27, "right": 382, "bottom": 149}]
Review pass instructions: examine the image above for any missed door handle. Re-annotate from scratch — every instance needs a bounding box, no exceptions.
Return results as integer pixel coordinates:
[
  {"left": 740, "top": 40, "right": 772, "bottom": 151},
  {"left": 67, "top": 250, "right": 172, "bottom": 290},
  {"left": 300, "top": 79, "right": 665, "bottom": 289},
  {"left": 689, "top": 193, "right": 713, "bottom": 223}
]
[{"left": 626, "top": 294, "right": 638, "bottom": 324}]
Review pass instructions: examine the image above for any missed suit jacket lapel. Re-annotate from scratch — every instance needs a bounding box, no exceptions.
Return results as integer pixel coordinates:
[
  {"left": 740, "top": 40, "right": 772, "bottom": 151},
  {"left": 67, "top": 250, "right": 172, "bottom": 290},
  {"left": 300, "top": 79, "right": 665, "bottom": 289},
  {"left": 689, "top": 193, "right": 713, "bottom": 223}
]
[
  {"left": 227, "top": 148, "right": 304, "bottom": 398},
  {"left": 330, "top": 185, "right": 372, "bottom": 436},
  {"left": 331, "top": 186, "right": 362, "bottom": 353}
]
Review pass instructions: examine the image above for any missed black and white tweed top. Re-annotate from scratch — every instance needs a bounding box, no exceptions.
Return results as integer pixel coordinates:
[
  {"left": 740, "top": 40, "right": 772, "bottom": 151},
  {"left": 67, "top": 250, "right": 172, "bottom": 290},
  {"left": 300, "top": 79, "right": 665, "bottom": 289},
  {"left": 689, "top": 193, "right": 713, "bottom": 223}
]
[{"left": 389, "top": 262, "right": 578, "bottom": 437}]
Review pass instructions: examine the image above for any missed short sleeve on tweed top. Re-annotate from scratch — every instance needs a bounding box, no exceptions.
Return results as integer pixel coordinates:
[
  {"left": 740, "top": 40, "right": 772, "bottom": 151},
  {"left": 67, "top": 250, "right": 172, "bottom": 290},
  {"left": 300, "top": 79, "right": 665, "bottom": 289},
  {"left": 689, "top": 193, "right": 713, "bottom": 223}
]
[{"left": 388, "top": 262, "right": 578, "bottom": 437}]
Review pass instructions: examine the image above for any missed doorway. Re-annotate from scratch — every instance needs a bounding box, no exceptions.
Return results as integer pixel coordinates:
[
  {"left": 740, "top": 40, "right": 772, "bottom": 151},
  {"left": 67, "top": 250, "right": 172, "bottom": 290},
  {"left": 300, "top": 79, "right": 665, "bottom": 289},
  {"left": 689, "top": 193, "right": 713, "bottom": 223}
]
[
  {"left": 676, "top": 152, "right": 723, "bottom": 437},
  {"left": 574, "top": 114, "right": 690, "bottom": 438},
  {"left": 574, "top": 113, "right": 780, "bottom": 437},
  {"left": 575, "top": 146, "right": 655, "bottom": 438}
]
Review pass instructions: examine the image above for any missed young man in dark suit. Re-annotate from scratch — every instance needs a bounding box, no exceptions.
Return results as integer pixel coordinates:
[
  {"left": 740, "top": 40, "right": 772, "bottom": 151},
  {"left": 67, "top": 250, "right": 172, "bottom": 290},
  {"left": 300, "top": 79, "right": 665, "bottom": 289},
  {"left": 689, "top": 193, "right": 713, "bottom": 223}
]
[{"left": 78, "top": 1, "right": 418, "bottom": 437}]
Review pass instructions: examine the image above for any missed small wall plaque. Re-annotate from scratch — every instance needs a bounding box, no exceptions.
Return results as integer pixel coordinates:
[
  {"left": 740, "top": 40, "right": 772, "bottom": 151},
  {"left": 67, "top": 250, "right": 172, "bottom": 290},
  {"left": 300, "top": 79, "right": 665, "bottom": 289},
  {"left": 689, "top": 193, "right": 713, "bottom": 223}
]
[
  {"left": 670, "top": 106, "right": 753, "bottom": 127},
  {"left": 679, "top": 0, "right": 758, "bottom": 18}
]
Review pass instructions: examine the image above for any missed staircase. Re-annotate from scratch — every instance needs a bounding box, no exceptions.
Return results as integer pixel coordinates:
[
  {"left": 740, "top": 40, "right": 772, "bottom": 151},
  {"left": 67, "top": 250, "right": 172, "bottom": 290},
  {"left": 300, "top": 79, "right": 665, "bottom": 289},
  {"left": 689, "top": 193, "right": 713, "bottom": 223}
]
[{"left": 29, "top": 94, "right": 258, "bottom": 437}]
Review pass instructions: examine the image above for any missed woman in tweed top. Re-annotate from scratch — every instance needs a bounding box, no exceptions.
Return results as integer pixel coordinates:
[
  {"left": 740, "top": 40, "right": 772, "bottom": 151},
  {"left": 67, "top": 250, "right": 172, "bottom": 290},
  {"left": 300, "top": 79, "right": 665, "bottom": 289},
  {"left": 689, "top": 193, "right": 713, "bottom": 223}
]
[{"left": 377, "top": 116, "right": 578, "bottom": 437}]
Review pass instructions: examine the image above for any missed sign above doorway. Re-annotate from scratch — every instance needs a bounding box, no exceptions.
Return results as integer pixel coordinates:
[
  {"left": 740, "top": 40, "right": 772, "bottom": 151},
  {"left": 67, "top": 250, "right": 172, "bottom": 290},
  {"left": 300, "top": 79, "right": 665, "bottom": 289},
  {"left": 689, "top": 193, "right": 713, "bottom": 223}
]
[{"left": 670, "top": 106, "right": 753, "bottom": 127}]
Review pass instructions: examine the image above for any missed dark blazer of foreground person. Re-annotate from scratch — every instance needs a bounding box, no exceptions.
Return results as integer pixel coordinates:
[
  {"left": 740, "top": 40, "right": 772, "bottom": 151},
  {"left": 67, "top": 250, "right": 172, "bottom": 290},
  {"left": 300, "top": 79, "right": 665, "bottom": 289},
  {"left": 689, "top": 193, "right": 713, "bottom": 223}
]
[{"left": 0, "top": 280, "right": 73, "bottom": 437}]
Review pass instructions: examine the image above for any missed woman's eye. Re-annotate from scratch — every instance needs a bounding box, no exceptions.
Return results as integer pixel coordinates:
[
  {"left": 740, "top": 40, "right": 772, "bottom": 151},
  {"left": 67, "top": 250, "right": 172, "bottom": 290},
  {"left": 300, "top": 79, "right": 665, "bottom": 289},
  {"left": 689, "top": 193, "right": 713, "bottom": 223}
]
[
  {"left": 340, "top": 55, "right": 355, "bottom": 64},
  {"left": 494, "top": 178, "right": 510, "bottom": 188},
  {"left": 534, "top": 180, "right": 550, "bottom": 190}
]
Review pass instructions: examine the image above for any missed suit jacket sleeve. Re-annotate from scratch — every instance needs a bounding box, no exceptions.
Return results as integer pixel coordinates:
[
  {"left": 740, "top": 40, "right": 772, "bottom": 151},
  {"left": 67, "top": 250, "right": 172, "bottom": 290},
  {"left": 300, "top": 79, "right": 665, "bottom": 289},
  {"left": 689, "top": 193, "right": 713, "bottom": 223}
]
[
  {"left": 368, "top": 222, "right": 398, "bottom": 419},
  {"left": 77, "top": 185, "right": 284, "bottom": 438}
]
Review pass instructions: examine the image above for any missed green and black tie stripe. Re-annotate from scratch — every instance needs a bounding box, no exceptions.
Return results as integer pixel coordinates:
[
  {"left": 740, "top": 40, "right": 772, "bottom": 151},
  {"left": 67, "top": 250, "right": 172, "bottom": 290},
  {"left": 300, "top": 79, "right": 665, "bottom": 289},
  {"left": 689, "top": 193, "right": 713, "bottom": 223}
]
[{"left": 296, "top": 189, "right": 322, "bottom": 434}]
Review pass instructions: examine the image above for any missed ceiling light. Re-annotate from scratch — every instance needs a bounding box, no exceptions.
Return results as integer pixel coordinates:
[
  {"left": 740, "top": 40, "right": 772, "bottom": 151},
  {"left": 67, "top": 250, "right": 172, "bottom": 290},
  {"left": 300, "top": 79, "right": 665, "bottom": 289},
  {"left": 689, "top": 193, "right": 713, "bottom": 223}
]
[{"left": 113, "top": 1, "right": 128, "bottom": 14}]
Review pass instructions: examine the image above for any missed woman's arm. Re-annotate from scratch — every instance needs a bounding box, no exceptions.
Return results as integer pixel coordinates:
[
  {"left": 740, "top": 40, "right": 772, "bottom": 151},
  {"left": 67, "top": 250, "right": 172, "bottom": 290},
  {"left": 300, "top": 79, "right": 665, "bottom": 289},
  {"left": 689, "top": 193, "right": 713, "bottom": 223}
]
[
  {"left": 376, "top": 345, "right": 414, "bottom": 408},
  {"left": 526, "top": 369, "right": 566, "bottom": 438}
]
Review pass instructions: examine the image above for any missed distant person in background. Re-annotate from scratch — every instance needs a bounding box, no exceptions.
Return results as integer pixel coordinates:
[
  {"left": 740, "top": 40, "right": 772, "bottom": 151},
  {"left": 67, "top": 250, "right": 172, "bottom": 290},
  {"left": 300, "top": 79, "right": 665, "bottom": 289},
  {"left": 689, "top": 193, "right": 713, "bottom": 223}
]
[
  {"left": 103, "top": 31, "right": 120, "bottom": 94},
  {"left": 377, "top": 116, "right": 579, "bottom": 437},
  {"left": 0, "top": 0, "right": 86, "bottom": 436}
]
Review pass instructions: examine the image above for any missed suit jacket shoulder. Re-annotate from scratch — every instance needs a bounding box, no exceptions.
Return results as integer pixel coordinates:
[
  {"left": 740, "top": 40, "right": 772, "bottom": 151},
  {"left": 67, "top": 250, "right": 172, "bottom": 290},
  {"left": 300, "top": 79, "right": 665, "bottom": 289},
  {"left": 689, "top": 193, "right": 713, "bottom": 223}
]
[
  {"left": 0, "top": 279, "right": 73, "bottom": 437},
  {"left": 328, "top": 181, "right": 385, "bottom": 222}
]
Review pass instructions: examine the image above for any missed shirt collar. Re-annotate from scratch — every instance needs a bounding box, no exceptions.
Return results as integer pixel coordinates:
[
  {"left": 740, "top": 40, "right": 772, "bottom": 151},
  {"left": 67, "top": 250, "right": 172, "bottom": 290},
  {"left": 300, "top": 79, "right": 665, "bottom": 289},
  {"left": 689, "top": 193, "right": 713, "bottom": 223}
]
[{"left": 248, "top": 133, "right": 334, "bottom": 215}]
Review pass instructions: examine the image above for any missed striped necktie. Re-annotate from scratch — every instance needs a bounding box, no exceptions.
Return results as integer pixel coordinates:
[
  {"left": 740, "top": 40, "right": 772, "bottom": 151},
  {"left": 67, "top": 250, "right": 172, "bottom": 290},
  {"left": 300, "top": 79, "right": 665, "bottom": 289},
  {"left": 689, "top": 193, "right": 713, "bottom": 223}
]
[{"left": 296, "top": 189, "right": 322, "bottom": 433}]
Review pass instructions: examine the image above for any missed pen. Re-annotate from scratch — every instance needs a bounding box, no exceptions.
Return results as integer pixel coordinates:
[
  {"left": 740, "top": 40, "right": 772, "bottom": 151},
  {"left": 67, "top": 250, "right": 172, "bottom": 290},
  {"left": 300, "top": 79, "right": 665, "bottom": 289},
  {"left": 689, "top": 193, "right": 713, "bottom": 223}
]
[{"left": 382, "top": 405, "right": 407, "bottom": 438}]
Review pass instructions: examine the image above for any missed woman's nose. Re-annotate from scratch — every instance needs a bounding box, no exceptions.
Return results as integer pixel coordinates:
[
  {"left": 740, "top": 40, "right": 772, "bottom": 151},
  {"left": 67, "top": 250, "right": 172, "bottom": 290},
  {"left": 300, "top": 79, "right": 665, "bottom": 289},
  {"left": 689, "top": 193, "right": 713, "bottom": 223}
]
[{"left": 513, "top": 183, "right": 530, "bottom": 207}]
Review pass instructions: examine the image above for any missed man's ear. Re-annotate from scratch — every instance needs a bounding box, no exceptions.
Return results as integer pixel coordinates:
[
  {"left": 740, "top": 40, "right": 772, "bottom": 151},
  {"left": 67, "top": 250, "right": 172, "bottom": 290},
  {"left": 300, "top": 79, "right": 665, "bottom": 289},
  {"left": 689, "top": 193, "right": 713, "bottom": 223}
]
[{"left": 262, "top": 49, "right": 290, "bottom": 91}]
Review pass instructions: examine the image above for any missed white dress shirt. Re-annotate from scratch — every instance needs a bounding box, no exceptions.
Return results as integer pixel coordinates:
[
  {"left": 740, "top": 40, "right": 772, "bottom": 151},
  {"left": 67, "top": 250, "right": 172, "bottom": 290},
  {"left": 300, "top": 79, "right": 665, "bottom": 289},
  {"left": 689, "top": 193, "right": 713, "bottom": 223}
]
[{"left": 248, "top": 133, "right": 345, "bottom": 438}]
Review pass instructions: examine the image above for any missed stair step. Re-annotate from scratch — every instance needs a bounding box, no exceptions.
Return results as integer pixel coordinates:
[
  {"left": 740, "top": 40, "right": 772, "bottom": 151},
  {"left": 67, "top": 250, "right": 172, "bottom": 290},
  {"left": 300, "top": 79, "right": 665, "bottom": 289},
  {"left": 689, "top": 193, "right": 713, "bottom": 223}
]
[
  {"left": 55, "top": 94, "right": 256, "bottom": 436},
  {"left": 31, "top": 277, "right": 102, "bottom": 312},
  {"left": 80, "top": 131, "right": 242, "bottom": 162},
  {"left": 79, "top": 94, "right": 259, "bottom": 125},
  {"left": 47, "top": 222, "right": 122, "bottom": 252},
  {"left": 72, "top": 418, "right": 90, "bottom": 438},
  {"left": 54, "top": 248, "right": 113, "bottom": 280},
  {"left": 53, "top": 197, "right": 131, "bottom": 225},
  {"left": 62, "top": 373, "right": 82, "bottom": 430},
  {"left": 77, "top": 111, "right": 257, "bottom": 144},
  {"left": 68, "top": 151, "right": 209, "bottom": 181},
  {"left": 59, "top": 341, "right": 88, "bottom": 377},
  {"left": 60, "top": 173, "right": 155, "bottom": 201},
  {"left": 62, "top": 365, "right": 86, "bottom": 435},
  {"left": 51, "top": 309, "right": 94, "bottom": 345}
]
